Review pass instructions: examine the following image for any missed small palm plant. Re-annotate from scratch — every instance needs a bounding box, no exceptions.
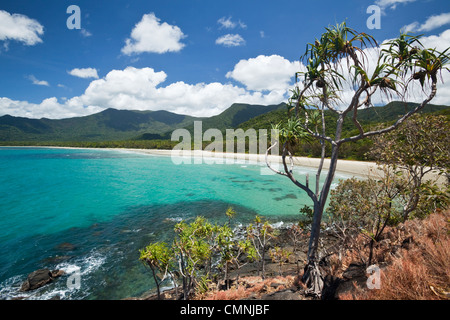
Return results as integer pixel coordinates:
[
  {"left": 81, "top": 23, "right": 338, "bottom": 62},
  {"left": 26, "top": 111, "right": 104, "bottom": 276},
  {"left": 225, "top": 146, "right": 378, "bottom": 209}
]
[{"left": 139, "top": 242, "right": 174, "bottom": 300}]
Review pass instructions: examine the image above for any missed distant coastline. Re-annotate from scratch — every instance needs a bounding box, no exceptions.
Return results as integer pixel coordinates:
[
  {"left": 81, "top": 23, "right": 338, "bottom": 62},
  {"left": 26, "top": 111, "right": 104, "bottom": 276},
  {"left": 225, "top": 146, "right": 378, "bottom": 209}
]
[
  {"left": 0, "top": 145, "right": 387, "bottom": 178},
  {"left": 2, "top": 146, "right": 445, "bottom": 184}
]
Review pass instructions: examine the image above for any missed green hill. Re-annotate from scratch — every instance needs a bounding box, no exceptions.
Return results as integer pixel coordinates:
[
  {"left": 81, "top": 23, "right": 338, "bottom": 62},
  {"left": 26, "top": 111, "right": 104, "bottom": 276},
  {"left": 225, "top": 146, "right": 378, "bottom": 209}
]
[
  {"left": 354, "top": 101, "right": 450, "bottom": 123},
  {"left": 182, "top": 103, "right": 286, "bottom": 134},
  {"left": 239, "top": 101, "right": 450, "bottom": 133},
  {"left": 236, "top": 101, "right": 449, "bottom": 160},
  {"left": 0, "top": 103, "right": 285, "bottom": 142},
  {"left": 0, "top": 108, "right": 200, "bottom": 142},
  {"left": 0, "top": 101, "right": 447, "bottom": 146}
]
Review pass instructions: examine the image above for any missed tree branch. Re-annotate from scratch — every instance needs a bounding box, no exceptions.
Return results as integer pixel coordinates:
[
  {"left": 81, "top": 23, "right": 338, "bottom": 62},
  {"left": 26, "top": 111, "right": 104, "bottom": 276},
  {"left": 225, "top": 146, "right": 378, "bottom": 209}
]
[
  {"left": 340, "top": 81, "right": 437, "bottom": 144},
  {"left": 265, "top": 140, "right": 288, "bottom": 177},
  {"left": 280, "top": 144, "right": 318, "bottom": 202}
]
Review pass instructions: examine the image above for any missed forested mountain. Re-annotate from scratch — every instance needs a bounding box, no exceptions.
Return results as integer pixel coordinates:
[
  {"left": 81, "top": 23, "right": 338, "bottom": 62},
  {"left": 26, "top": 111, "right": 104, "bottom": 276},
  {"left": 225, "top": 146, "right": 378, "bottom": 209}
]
[
  {"left": 0, "top": 101, "right": 448, "bottom": 146},
  {"left": 0, "top": 103, "right": 285, "bottom": 142}
]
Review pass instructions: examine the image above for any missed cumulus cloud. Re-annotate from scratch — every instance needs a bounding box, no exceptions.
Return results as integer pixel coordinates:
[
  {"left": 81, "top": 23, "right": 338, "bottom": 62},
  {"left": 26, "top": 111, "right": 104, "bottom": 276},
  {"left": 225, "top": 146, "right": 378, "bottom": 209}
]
[
  {"left": 0, "top": 97, "right": 102, "bottom": 119},
  {"left": 0, "top": 66, "right": 288, "bottom": 119},
  {"left": 77, "top": 66, "right": 284, "bottom": 117},
  {"left": 0, "top": 10, "right": 44, "bottom": 45},
  {"left": 121, "top": 13, "right": 186, "bottom": 55},
  {"left": 215, "top": 34, "right": 245, "bottom": 47},
  {"left": 402, "top": 12, "right": 450, "bottom": 33},
  {"left": 26, "top": 75, "right": 49, "bottom": 86},
  {"left": 68, "top": 68, "right": 99, "bottom": 79},
  {"left": 226, "top": 55, "right": 302, "bottom": 91}
]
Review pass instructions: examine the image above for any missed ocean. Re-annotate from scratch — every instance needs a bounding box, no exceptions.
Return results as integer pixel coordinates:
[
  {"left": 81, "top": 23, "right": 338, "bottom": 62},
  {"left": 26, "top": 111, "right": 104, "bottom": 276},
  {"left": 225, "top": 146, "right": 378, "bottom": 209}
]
[{"left": 0, "top": 147, "right": 352, "bottom": 300}]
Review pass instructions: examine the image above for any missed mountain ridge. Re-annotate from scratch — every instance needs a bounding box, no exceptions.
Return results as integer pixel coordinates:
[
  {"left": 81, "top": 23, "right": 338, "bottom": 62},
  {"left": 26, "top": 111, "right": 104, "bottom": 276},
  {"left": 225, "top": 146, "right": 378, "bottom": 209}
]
[
  {"left": 0, "top": 103, "right": 285, "bottom": 142},
  {"left": 0, "top": 101, "right": 448, "bottom": 143}
]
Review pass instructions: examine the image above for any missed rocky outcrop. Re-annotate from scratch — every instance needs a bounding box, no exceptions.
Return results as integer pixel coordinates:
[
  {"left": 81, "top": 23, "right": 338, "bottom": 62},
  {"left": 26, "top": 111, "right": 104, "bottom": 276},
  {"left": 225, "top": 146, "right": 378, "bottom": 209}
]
[{"left": 20, "top": 268, "right": 65, "bottom": 292}]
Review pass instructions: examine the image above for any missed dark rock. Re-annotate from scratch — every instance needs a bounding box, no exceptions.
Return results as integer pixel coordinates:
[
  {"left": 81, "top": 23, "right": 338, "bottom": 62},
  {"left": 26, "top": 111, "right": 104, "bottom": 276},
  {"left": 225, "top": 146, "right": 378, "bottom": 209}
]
[
  {"left": 56, "top": 242, "right": 76, "bottom": 251},
  {"left": 42, "top": 255, "right": 73, "bottom": 264},
  {"left": 335, "top": 263, "right": 368, "bottom": 299},
  {"left": 260, "top": 289, "right": 301, "bottom": 300},
  {"left": 51, "top": 269, "right": 65, "bottom": 278},
  {"left": 335, "top": 279, "right": 359, "bottom": 298},
  {"left": 20, "top": 269, "right": 53, "bottom": 291},
  {"left": 321, "top": 275, "right": 342, "bottom": 300},
  {"left": 342, "top": 263, "right": 366, "bottom": 280},
  {"left": 20, "top": 268, "right": 65, "bottom": 292}
]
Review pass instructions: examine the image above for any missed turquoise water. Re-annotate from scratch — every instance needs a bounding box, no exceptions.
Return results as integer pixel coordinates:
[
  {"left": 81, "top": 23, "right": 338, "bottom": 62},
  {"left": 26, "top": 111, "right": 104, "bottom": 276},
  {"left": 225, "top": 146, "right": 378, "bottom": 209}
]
[{"left": 0, "top": 147, "right": 352, "bottom": 300}]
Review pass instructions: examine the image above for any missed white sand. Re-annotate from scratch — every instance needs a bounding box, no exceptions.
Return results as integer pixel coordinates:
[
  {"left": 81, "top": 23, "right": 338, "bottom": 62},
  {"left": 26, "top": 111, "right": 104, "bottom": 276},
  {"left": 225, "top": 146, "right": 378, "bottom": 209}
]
[
  {"left": 122, "top": 149, "right": 382, "bottom": 178},
  {"left": 120, "top": 149, "right": 445, "bottom": 185}
]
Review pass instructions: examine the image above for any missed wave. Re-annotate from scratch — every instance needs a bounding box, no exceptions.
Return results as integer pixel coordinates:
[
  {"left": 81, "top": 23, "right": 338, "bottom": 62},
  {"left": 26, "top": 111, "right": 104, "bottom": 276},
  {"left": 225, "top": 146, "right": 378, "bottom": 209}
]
[{"left": 0, "top": 249, "right": 107, "bottom": 300}]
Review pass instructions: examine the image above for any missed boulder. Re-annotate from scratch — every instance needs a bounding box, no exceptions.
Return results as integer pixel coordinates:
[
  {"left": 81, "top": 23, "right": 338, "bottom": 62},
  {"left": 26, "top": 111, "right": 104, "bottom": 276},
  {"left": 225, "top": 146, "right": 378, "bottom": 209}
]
[
  {"left": 335, "top": 263, "right": 368, "bottom": 299},
  {"left": 342, "top": 263, "right": 366, "bottom": 280},
  {"left": 20, "top": 268, "right": 65, "bottom": 292}
]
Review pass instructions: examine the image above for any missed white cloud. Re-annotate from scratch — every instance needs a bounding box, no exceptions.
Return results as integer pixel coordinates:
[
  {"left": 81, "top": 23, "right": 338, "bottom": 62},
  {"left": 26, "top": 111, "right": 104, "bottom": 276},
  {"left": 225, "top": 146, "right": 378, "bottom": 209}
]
[
  {"left": 27, "top": 75, "right": 49, "bottom": 86},
  {"left": 0, "top": 97, "right": 102, "bottom": 119},
  {"left": 77, "top": 66, "right": 284, "bottom": 117},
  {"left": 217, "top": 16, "right": 246, "bottom": 29},
  {"left": 79, "top": 67, "right": 167, "bottom": 108},
  {"left": 3, "top": 29, "right": 449, "bottom": 120},
  {"left": 0, "top": 65, "right": 289, "bottom": 119},
  {"left": 215, "top": 34, "right": 245, "bottom": 47},
  {"left": 121, "top": 13, "right": 186, "bottom": 55},
  {"left": 218, "top": 16, "right": 236, "bottom": 29},
  {"left": 402, "top": 12, "right": 450, "bottom": 33},
  {"left": 226, "top": 55, "right": 302, "bottom": 91},
  {"left": 80, "top": 29, "right": 92, "bottom": 37},
  {"left": 238, "top": 20, "right": 247, "bottom": 29},
  {"left": 375, "top": 0, "right": 416, "bottom": 10},
  {"left": 401, "top": 22, "right": 420, "bottom": 33},
  {"left": 418, "top": 28, "right": 450, "bottom": 52},
  {"left": 0, "top": 10, "right": 44, "bottom": 45},
  {"left": 68, "top": 68, "right": 99, "bottom": 79}
]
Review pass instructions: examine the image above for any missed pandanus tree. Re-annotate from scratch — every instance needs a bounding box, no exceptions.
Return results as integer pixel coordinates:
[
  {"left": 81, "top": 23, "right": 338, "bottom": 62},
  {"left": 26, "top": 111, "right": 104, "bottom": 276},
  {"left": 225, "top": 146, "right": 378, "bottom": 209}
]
[{"left": 266, "top": 22, "right": 449, "bottom": 298}]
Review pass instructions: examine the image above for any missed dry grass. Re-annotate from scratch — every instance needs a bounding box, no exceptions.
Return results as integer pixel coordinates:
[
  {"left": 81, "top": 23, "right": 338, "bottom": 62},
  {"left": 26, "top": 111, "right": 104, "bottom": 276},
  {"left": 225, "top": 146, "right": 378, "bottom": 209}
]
[
  {"left": 340, "top": 209, "right": 450, "bottom": 300},
  {"left": 200, "top": 275, "right": 297, "bottom": 300}
]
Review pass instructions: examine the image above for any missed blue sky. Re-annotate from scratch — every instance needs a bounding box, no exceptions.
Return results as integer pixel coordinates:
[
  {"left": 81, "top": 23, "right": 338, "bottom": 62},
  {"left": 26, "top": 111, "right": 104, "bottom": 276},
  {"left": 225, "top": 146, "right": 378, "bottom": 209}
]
[{"left": 0, "top": 0, "right": 449, "bottom": 119}]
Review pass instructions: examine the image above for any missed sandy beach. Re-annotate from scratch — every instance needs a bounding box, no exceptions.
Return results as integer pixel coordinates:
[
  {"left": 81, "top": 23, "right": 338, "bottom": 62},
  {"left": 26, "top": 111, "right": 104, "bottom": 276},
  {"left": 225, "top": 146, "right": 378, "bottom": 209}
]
[
  {"left": 117, "top": 148, "right": 446, "bottom": 185},
  {"left": 119, "top": 148, "right": 382, "bottom": 178}
]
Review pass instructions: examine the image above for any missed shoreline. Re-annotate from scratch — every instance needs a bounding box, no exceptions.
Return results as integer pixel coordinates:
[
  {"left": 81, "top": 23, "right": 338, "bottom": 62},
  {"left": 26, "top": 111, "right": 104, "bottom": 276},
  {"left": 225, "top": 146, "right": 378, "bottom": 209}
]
[
  {"left": 132, "top": 149, "right": 381, "bottom": 178},
  {"left": 2, "top": 145, "right": 379, "bottom": 178},
  {"left": 2, "top": 146, "right": 445, "bottom": 183}
]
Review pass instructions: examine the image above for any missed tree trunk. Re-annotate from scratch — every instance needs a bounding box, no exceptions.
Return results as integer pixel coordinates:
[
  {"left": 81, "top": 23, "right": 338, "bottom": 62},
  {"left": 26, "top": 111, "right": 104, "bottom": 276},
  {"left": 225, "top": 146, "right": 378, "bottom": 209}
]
[
  {"left": 149, "top": 264, "right": 161, "bottom": 300},
  {"left": 303, "top": 143, "right": 341, "bottom": 298}
]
